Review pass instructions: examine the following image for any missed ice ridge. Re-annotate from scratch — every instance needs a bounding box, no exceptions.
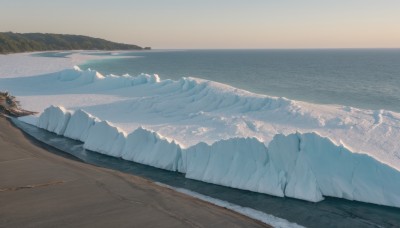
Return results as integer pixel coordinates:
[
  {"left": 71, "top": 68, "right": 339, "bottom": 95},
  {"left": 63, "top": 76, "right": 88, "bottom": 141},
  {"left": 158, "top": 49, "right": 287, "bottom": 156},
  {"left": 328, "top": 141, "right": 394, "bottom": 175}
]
[{"left": 35, "top": 105, "right": 400, "bottom": 208}]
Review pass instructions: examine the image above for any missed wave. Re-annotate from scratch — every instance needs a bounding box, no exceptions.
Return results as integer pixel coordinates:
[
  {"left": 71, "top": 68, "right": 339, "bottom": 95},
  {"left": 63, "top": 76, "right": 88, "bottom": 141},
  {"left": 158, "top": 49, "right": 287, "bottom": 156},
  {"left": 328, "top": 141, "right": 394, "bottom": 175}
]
[
  {"left": 8, "top": 66, "right": 400, "bottom": 208},
  {"left": 33, "top": 105, "right": 400, "bottom": 208}
]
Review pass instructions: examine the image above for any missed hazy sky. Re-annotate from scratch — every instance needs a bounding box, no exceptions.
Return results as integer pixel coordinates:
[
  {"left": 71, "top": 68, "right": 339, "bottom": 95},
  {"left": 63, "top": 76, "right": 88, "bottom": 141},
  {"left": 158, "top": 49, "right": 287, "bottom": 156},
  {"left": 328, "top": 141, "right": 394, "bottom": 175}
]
[{"left": 1, "top": 0, "right": 400, "bottom": 49}]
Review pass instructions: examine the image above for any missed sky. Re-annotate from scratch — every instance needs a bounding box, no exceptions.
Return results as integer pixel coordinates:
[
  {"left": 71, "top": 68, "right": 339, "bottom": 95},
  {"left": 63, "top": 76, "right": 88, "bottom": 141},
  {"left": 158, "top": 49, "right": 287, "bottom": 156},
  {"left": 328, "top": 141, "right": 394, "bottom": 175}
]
[{"left": 1, "top": 0, "right": 400, "bottom": 49}]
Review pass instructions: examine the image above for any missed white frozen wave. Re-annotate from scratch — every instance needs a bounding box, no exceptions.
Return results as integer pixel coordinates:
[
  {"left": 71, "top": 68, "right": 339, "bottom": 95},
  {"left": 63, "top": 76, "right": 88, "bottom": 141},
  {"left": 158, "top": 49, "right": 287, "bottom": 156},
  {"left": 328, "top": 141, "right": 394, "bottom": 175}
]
[
  {"left": 1, "top": 66, "right": 400, "bottom": 208},
  {"left": 33, "top": 105, "right": 400, "bottom": 208}
]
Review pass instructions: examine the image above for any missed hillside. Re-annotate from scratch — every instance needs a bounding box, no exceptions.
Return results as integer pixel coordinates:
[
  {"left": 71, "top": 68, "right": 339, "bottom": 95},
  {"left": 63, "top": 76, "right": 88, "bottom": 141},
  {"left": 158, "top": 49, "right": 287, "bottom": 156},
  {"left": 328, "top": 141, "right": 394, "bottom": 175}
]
[{"left": 0, "top": 32, "right": 148, "bottom": 54}]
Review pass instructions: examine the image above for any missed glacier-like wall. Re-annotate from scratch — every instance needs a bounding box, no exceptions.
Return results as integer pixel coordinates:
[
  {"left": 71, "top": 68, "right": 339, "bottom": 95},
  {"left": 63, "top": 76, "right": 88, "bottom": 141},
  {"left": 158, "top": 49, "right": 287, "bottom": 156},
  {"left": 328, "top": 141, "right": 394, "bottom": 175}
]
[
  {"left": 63, "top": 109, "right": 98, "bottom": 142},
  {"left": 35, "top": 105, "right": 400, "bottom": 208},
  {"left": 37, "top": 105, "right": 71, "bottom": 135}
]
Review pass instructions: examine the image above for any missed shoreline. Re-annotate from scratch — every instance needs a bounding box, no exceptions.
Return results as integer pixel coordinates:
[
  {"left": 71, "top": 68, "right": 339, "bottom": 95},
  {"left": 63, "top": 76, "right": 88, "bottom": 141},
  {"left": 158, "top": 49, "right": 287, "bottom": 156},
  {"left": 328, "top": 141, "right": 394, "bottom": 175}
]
[
  {"left": 12, "top": 116, "right": 400, "bottom": 228},
  {"left": 0, "top": 51, "right": 134, "bottom": 78},
  {"left": 1, "top": 56, "right": 400, "bottom": 209},
  {"left": 2, "top": 51, "right": 400, "bottom": 227},
  {"left": 0, "top": 116, "right": 270, "bottom": 227}
]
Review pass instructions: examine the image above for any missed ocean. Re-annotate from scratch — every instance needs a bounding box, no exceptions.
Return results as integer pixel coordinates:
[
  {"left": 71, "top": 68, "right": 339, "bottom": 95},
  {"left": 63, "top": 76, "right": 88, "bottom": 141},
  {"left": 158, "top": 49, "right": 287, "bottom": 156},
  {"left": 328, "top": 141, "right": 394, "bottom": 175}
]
[{"left": 79, "top": 49, "right": 400, "bottom": 112}]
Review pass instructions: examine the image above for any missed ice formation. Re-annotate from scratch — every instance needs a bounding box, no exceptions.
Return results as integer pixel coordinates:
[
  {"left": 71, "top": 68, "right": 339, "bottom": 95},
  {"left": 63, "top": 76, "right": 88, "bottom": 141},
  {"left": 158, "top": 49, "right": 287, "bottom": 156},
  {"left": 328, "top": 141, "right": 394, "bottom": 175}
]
[
  {"left": 184, "top": 138, "right": 285, "bottom": 197},
  {"left": 35, "top": 104, "right": 400, "bottom": 208},
  {"left": 2, "top": 66, "right": 400, "bottom": 208},
  {"left": 37, "top": 105, "right": 71, "bottom": 135},
  {"left": 84, "top": 120, "right": 125, "bottom": 155},
  {"left": 63, "top": 109, "right": 97, "bottom": 142},
  {"left": 121, "top": 127, "right": 182, "bottom": 171}
]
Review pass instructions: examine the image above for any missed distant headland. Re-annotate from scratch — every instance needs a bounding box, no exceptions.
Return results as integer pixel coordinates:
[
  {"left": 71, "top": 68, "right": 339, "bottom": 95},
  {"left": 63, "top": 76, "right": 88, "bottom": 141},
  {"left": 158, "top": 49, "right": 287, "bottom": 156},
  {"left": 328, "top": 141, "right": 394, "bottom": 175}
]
[{"left": 0, "top": 32, "right": 150, "bottom": 54}]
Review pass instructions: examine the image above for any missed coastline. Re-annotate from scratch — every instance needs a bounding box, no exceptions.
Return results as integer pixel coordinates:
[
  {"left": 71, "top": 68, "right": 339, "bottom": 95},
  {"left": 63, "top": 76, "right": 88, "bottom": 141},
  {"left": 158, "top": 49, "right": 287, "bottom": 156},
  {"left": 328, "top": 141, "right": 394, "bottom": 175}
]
[
  {"left": 12, "top": 116, "right": 400, "bottom": 228},
  {"left": 0, "top": 116, "right": 269, "bottom": 228},
  {"left": 0, "top": 51, "right": 134, "bottom": 78},
  {"left": 2, "top": 50, "right": 400, "bottom": 227}
]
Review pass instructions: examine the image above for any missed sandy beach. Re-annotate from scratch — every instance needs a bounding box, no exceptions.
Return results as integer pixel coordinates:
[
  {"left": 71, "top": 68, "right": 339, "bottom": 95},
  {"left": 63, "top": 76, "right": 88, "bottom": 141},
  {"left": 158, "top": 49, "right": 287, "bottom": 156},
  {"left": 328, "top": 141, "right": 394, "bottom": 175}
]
[{"left": 0, "top": 116, "right": 268, "bottom": 228}]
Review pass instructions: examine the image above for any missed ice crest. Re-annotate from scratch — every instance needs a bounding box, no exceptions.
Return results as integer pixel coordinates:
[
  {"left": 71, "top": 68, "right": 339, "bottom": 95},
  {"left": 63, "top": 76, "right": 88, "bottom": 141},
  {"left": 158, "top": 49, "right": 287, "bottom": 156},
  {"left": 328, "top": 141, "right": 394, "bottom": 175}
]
[{"left": 36, "top": 105, "right": 400, "bottom": 208}]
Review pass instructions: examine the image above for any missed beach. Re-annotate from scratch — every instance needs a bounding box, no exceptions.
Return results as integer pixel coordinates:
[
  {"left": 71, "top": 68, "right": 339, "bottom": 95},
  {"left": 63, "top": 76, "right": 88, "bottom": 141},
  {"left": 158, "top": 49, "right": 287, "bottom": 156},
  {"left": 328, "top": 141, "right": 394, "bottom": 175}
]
[
  {"left": 2, "top": 1, "right": 400, "bottom": 227},
  {"left": 1, "top": 51, "right": 400, "bottom": 227},
  {"left": 0, "top": 116, "right": 268, "bottom": 228}
]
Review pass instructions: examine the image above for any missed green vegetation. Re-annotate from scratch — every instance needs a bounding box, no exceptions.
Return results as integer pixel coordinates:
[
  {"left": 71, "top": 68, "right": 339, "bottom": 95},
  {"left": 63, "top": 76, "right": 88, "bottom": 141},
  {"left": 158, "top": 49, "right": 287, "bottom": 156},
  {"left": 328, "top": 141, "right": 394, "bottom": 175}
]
[{"left": 0, "top": 32, "right": 148, "bottom": 54}]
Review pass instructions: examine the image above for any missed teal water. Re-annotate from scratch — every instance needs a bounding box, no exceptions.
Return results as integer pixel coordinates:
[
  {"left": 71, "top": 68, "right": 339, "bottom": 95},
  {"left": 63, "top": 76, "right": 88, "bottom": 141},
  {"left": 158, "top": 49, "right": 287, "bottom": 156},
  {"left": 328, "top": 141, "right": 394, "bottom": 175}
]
[{"left": 79, "top": 49, "right": 400, "bottom": 112}]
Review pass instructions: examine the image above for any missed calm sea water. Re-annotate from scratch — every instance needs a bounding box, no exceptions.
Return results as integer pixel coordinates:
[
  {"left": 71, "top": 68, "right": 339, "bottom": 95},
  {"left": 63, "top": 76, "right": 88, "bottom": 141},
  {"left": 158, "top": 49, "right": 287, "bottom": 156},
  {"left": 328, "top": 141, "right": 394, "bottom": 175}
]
[{"left": 79, "top": 49, "right": 400, "bottom": 112}]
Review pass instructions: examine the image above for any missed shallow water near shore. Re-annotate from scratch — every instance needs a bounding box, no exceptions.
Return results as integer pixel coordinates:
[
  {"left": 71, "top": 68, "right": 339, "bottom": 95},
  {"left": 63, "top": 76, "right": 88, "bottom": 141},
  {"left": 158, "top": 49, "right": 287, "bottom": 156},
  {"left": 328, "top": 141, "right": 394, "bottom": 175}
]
[{"left": 13, "top": 118, "right": 400, "bottom": 228}]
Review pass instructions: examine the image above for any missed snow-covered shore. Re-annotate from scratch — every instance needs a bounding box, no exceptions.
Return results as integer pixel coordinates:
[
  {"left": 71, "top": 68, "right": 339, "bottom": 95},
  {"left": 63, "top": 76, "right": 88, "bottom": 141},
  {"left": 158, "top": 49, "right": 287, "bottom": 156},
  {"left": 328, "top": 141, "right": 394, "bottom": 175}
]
[
  {"left": 0, "top": 51, "right": 131, "bottom": 78},
  {"left": 1, "top": 53, "right": 400, "bottom": 208}
]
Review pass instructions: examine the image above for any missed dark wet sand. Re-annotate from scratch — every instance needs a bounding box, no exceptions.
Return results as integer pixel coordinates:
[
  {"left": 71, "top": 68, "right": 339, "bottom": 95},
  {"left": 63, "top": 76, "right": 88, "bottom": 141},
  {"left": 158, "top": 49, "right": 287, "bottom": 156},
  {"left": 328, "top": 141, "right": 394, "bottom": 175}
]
[{"left": 0, "top": 117, "right": 269, "bottom": 228}]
